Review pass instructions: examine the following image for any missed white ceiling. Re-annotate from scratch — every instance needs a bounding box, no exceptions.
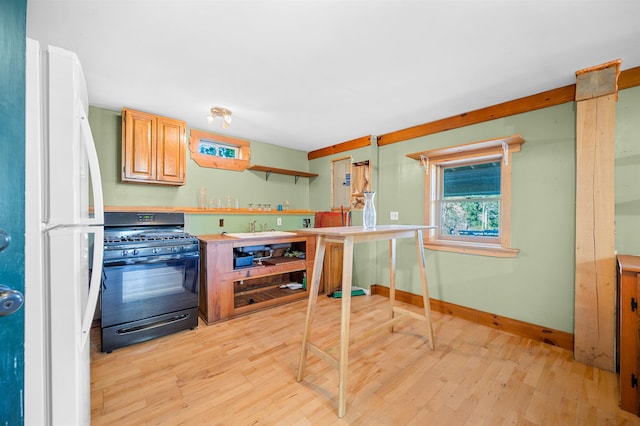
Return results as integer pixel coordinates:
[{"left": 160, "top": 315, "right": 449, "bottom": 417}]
[{"left": 26, "top": 1, "right": 640, "bottom": 153}]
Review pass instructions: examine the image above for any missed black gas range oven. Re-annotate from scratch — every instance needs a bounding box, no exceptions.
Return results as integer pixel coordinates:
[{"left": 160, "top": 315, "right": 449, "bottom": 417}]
[{"left": 100, "top": 212, "right": 199, "bottom": 352}]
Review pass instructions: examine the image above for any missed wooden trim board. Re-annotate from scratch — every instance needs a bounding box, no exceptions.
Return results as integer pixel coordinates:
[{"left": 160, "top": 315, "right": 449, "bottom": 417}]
[
  {"left": 619, "top": 66, "right": 640, "bottom": 90},
  {"left": 307, "top": 135, "right": 371, "bottom": 161},
  {"left": 377, "top": 86, "right": 575, "bottom": 146},
  {"left": 573, "top": 61, "right": 619, "bottom": 372},
  {"left": 370, "top": 284, "right": 574, "bottom": 351}
]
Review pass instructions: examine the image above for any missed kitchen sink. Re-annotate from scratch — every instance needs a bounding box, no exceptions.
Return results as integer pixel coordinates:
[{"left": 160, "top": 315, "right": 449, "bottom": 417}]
[{"left": 226, "top": 231, "right": 297, "bottom": 239}]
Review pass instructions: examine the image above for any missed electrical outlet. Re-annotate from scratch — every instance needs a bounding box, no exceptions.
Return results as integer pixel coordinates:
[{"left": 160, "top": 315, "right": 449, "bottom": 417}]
[
  {"left": 277, "top": 217, "right": 282, "bottom": 226},
  {"left": 390, "top": 211, "right": 399, "bottom": 220},
  {"left": 219, "top": 218, "right": 224, "bottom": 227}
]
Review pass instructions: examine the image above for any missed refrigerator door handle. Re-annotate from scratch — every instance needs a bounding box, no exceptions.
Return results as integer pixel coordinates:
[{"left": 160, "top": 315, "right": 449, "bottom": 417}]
[
  {"left": 81, "top": 225, "right": 103, "bottom": 349},
  {"left": 77, "top": 100, "right": 104, "bottom": 225}
]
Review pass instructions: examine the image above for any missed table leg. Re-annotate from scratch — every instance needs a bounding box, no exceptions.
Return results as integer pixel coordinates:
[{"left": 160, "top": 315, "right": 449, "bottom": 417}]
[
  {"left": 297, "top": 235, "right": 327, "bottom": 381},
  {"left": 415, "top": 230, "right": 435, "bottom": 350},
  {"left": 338, "top": 237, "right": 354, "bottom": 418},
  {"left": 389, "top": 238, "right": 397, "bottom": 332}
]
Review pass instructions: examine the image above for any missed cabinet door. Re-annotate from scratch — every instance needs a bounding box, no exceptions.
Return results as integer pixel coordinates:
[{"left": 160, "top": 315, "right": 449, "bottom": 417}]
[
  {"left": 321, "top": 243, "right": 343, "bottom": 295},
  {"left": 156, "top": 116, "right": 185, "bottom": 185},
  {"left": 122, "top": 109, "right": 156, "bottom": 182},
  {"left": 332, "top": 157, "right": 351, "bottom": 209},
  {"left": 618, "top": 260, "right": 640, "bottom": 414}
]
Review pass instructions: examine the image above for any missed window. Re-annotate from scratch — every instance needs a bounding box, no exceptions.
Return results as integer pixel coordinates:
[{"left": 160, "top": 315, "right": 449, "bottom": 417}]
[
  {"left": 189, "top": 129, "right": 251, "bottom": 171},
  {"left": 407, "top": 135, "right": 524, "bottom": 257},
  {"left": 198, "top": 140, "right": 240, "bottom": 159},
  {"left": 439, "top": 160, "right": 501, "bottom": 243}
]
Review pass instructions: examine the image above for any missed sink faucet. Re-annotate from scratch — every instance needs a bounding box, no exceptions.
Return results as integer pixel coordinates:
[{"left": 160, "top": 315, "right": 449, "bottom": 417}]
[
  {"left": 249, "top": 220, "right": 256, "bottom": 233},
  {"left": 262, "top": 222, "right": 268, "bottom": 232}
]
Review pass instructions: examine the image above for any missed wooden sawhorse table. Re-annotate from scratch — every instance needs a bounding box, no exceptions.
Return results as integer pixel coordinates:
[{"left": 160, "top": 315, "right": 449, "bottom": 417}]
[{"left": 295, "top": 225, "right": 435, "bottom": 417}]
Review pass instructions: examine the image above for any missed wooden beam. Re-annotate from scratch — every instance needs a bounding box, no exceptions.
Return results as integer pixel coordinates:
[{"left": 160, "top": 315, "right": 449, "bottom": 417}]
[
  {"left": 574, "top": 60, "right": 620, "bottom": 372},
  {"left": 619, "top": 65, "right": 640, "bottom": 90},
  {"left": 307, "top": 135, "right": 371, "bottom": 161},
  {"left": 377, "top": 85, "right": 575, "bottom": 146}
]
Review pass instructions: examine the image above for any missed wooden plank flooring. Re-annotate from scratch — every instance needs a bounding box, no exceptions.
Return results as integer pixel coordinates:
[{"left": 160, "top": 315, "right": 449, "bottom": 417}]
[{"left": 91, "top": 295, "right": 640, "bottom": 425}]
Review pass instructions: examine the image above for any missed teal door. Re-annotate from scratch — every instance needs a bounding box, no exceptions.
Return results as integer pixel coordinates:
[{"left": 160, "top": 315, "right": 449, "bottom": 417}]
[{"left": 0, "top": 0, "right": 27, "bottom": 424}]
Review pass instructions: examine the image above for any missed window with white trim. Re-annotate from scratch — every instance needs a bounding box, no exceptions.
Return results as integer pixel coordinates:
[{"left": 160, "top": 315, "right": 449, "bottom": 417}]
[{"left": 407, "top": 135, "right": 524, "bottom": 257}]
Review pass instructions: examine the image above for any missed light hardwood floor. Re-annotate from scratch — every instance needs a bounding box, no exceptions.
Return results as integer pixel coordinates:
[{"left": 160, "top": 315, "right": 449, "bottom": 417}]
[{"left": 91, "top": 295, "right": 640, "bottom": 425}]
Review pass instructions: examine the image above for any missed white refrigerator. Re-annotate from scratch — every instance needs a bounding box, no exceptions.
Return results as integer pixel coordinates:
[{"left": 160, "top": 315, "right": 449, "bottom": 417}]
[{"left": 25, "top": 38, "right": 104, "bottom": 425}]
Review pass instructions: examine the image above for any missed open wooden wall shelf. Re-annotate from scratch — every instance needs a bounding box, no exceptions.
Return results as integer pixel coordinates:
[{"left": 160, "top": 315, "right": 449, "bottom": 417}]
[
  {"left": 248, "top": 165, "right": 318, "bottom": 183},
  {"left": 103, "top": 205, "right": 314, "bottom": 215}
]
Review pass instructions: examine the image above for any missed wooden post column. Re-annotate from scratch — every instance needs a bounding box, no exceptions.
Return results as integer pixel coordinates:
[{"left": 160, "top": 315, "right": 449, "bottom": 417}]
[{"left": 574, "top": 60, "right": 620, "bottom": 371}]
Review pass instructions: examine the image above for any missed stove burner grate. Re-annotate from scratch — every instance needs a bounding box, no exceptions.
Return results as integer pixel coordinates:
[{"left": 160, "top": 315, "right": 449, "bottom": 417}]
[{"left": 104, "top": 232, "right": 196, "bottom": 245}]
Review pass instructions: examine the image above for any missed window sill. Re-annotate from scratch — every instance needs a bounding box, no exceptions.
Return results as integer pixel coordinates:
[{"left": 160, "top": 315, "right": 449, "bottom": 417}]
[{"left": 424, "top": 241, "right": 519, "bottom": 258}]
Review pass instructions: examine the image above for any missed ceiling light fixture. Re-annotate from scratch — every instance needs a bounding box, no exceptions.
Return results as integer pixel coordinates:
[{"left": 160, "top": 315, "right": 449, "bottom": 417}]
[{"left": 207, "top": 107, "right": 232, "bottom": 129}]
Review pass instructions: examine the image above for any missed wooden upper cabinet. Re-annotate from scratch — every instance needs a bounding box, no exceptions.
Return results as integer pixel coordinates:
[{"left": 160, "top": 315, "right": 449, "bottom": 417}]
[
  {"left": 156, "top": 116, "right": 185, "bottom": 184},
  {"left": 122, "top": 108, "right": 186, "bottom": 185},
  {"left": 122, "top": 109, "right": 155, "bottom": 182}
]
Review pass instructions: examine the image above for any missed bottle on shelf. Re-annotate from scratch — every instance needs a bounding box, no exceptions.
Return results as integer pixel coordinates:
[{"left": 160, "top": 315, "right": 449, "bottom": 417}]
[{"left": 198, "top": 187, "right": 207, "bottom": 209}]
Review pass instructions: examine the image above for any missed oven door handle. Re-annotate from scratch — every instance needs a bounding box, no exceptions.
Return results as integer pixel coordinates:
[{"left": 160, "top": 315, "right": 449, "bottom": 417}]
[{"left": 115, "top": 313, "right": 192, "bottom": 335}]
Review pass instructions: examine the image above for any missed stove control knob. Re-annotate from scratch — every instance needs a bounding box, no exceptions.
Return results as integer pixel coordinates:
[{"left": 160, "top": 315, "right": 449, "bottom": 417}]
[
  {"left": 152, "top": 248, "right": 160, "bottom": 254},
  {"left": 122, "top": 250, "right": 128, "bottom": 257},
  {"left": 171, "top": 247, "right": 178, "bottom": 253},
  {"left": 132, "top": 249, "right": 139, "bottom": 256}
]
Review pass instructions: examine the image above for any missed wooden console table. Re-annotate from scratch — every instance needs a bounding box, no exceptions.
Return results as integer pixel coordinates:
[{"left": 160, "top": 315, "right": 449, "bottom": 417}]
[
  {"left": 198, "top": 233, "right": 316, "bottom": 324},
  {"left": 295, "top": 225, "right": 435, "bottom": 417}
]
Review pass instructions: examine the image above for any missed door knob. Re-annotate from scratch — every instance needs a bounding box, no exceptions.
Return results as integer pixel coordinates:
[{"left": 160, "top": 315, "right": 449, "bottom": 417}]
[
  {"left": 0, "top": 285, "right": 24, "bottom": 316},
  {"left": 0, "top": 228, "right": 11, "bottom": 252}
]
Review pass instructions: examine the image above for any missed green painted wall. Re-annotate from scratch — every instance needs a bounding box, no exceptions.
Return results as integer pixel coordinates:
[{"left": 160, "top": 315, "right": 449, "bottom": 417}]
[
  {"left": 88, "top": 106, "right": 315, "bottom": 235},
  {"left": 615, "top": 85, "right": 640, "bottom": 255},
  {"left": 185, "top": 213, "right": 311, "bottom": 236},
  {"left": 306, "top": 87, "right": 640, "bottom": 334},
  {"left": 308, "top": 144, "right": 374, "bottom": 214},
  {"left": 369, "top": 104, "right": 577, "bottom": 333},
  {"left": 89, "top": 84, "right": 640, "bottom": 335},
  {"left": 308, "top": 142, "right": 379, "bottom": 289},
  {"left": 329, "top": 104, "right": 578, "bottom": 333}
]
